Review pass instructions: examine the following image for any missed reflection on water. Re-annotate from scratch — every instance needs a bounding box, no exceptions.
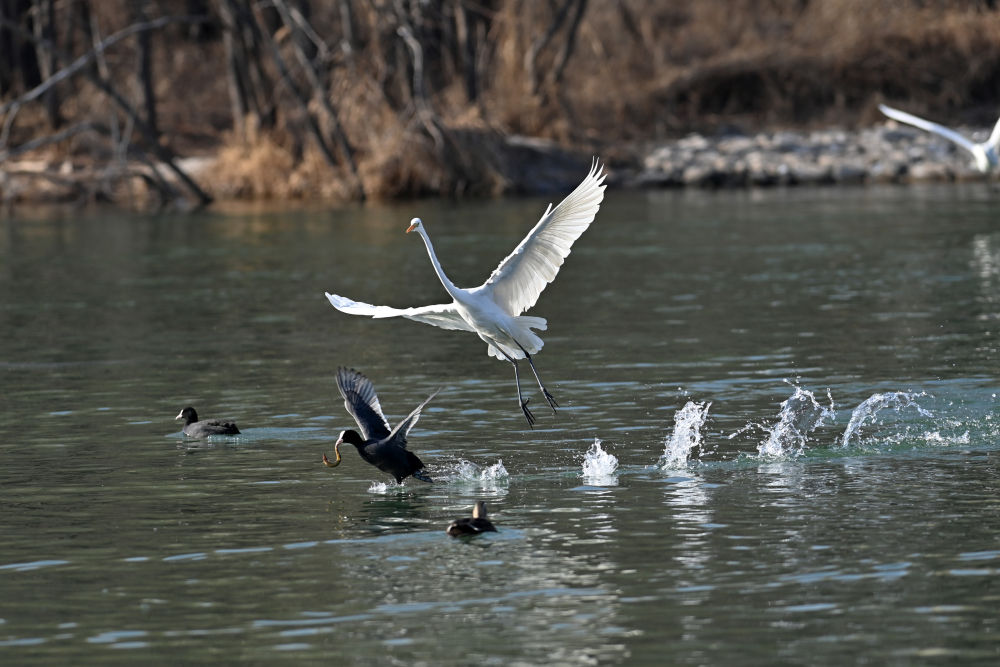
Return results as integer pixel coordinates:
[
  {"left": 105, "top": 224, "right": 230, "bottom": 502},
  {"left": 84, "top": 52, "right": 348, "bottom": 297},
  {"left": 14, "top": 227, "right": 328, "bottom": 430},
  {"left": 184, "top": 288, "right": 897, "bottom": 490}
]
[{"left": 2, "top": 186, "right": 999, "bottom": 663}]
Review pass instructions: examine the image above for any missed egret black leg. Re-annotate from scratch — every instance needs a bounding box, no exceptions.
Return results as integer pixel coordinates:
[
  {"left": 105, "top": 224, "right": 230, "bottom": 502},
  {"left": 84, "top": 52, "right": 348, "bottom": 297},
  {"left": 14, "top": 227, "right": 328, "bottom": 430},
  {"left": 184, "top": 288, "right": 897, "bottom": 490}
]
[
  {"left": 500, "top": 349, "right": 535, "bottom": 427},
  {"left": 512, "top": 360, "right": 536, "bottom": 427},
  {"left": 515, "top": 342, "right": 558, "bottom": 414}
]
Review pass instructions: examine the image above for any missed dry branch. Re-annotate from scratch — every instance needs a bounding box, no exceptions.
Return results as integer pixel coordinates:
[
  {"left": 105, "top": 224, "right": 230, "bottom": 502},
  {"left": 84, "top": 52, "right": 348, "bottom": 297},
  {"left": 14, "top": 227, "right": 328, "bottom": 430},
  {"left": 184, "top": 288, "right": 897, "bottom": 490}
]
[
  {"left": 0, "top": 14, "right": 208, "bottom": 116},
  {"left": 272, "top": 0, "right": 365, "bottom": 200}
]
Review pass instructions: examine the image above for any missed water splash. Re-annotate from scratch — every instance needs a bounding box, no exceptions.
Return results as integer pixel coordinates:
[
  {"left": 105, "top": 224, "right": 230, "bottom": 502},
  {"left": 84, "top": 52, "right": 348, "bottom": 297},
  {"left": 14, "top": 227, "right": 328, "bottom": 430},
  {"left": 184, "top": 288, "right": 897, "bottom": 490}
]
[
  {"left": 480, "top": 460, "right": 509, "bottom": 482},
  {"left": 757, "top": 386, "right": 836, "bottom": 457},
  {"left": 438, "top": 459, "right": 509, "bottom": 488},
  {"left": 367, "top": 481, "right": 396, "bottom": 494},
  {"left": 840, "top": 392, "right": 933, "bottom": 448},
  {"left": 581, "top": 439, "right": 618, "bottom": 485},
  {"left": 659, "top": 401, "right": 711, "bottom": 468},
  {"left": 923, "top": 430, "right": 969, "bottom": 446}
]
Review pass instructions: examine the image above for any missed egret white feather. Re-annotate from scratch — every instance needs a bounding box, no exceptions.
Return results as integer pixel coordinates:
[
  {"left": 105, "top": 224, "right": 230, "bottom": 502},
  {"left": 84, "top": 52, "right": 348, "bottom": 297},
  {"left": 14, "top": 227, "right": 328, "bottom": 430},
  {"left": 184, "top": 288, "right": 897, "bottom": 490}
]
[
  {"left": 325, "top": 160, "right": 607, "bottom": 426},
  {"left": 879, "top": 103, "right": 1000, "bottom": 174}
]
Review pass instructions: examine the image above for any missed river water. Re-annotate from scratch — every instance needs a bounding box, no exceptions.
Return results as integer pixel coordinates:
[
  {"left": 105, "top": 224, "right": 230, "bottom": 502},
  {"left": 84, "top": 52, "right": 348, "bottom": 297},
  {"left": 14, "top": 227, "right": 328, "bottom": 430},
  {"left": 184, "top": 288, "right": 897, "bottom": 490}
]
[{"left": 1, "top": 184, "right": 998, "bottom": 664}]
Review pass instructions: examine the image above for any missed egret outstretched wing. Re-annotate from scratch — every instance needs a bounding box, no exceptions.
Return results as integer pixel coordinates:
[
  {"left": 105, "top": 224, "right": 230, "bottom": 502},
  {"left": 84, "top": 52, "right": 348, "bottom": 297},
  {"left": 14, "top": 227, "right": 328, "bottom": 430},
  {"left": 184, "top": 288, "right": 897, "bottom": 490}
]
[
  {"left": 325, "top": 293, "right": 475, "bottom": 332},
  {"left": 324, "top": 160, "right": 606, "bottom": 427},
  {"left": 478, "top": 160, "right": 606, "bottom": 316},
  {"left": 879, "top": 104, "right": 978, "bottom": 154},
  {"left": 336, "top": 367, "right": 391, "bottom": 441},
  {"left": 987, "top": 115, "right": 1000, "bottom": 150}
]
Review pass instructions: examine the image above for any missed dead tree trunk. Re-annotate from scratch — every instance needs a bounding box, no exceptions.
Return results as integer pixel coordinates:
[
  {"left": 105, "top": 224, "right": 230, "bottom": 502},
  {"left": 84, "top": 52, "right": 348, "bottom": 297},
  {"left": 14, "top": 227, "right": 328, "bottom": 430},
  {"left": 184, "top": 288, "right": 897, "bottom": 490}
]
[
  {"left": 218, "top": 0, "right": 249, "bottom": 136},
  {"left": 338, "top": 0, "right": 357, "bottom": 55},
  {"left": 551, "top": 0, "right": 587, "bottom": 86},
  {"left": 31, "top": 0, "right": 62, "bottom": 127},
  {"left": 216, "top": 0, "right": 275, "bottom": 136},
  {"left": 524, "top": 0, "right": 575, "bottom": 96},
  {"left": 394, "top": 2, "right": 445, "bottom": 150},
  {"left": 453, "top": 0, "right": 477, "bottom": 104},
  {"left": 133, "top": 0, "right": 158, "bottom": 139}
]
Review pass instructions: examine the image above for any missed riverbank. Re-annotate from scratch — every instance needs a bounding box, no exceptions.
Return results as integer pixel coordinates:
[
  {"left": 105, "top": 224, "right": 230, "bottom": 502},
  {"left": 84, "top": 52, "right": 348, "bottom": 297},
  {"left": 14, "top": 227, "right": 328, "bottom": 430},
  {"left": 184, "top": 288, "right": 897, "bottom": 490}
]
[
  {"left": 2, "top": 117, "right": 994, "bottom": 212},
  {"left": 3, "top": 2, "right": 998, "bottom": 211}
]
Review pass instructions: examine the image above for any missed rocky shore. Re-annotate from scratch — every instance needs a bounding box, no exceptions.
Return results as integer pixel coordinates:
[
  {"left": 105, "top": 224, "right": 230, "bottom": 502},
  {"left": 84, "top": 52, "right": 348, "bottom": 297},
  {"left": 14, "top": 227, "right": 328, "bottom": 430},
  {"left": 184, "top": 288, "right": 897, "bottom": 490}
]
[
  {"left": 627, "top": 122, "right": 995, "bottom": 188},
  {"left": 2, "top": 121, "right": 996, "bottom": 210}
]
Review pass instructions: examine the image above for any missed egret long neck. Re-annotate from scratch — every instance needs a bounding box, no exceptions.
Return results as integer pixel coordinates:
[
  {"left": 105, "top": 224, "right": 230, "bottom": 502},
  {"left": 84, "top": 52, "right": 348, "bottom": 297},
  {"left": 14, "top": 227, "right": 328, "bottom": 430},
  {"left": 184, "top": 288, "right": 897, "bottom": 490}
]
[{"left": 416, "top": 228, "right": 459, "bottom": 295}]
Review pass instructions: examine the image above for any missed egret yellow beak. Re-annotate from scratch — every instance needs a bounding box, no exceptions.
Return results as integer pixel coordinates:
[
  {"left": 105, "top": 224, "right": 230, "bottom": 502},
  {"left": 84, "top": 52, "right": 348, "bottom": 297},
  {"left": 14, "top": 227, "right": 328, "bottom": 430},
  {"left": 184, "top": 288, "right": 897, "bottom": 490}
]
[{"left": 406, "top": 222, "right": 418, "bottom": 233}]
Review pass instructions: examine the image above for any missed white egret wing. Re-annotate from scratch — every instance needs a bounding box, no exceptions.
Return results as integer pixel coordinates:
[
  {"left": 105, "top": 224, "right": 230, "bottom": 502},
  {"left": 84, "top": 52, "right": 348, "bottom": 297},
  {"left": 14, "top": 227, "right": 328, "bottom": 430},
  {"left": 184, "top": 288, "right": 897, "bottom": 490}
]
[
  {"left": 325, "top": 293, "right": 475, "bottom": 332},
  {"left": 879, "top": 104, "right": 978, "bottom": 154},
  {"left": 986, "top": 114, "right": 1000, "bottom": 150},
  {"left": 478, "top": 160, "right": 606, "bottom": 316}
]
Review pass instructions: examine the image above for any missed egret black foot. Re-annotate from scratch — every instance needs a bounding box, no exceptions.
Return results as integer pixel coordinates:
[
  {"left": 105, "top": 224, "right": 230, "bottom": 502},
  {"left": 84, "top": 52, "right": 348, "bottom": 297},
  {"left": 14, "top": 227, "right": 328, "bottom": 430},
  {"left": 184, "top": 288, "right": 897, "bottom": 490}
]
[
  {"left": 542, "top": 388, "right": 559, "bottom": 414},
  {"left": 520, "top": 398, "right": 536, "bottom": 428}
]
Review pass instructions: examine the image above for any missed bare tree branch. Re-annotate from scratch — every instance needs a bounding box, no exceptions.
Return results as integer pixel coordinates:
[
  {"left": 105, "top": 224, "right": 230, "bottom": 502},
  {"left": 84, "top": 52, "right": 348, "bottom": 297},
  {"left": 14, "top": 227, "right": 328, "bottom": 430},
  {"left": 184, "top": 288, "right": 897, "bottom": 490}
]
[
  {"left": 525, "top": 0, "right": 574, "bottom": 95},
  {"left": 394, "top": 2, "right": 445, "bottom": 150},
  {"left": 0, "top": 14, "right": 209, "bottom": 117},
  {"left": 0, "top": 121, "right": 99, "bottom": 161},
  {"left": 272, "top": 0, "right": 365, "bottom": 200},
  {"left": 551, "top": 0, "right": 587, "bottom": 85}
]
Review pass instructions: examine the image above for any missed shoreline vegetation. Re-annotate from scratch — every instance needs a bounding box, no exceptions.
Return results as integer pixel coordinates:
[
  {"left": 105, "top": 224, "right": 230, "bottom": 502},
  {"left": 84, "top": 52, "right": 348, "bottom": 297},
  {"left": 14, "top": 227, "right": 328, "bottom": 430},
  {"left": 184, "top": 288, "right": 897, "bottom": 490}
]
[{"left": 2, "top": 1, "right": 999, "bottom": 211}]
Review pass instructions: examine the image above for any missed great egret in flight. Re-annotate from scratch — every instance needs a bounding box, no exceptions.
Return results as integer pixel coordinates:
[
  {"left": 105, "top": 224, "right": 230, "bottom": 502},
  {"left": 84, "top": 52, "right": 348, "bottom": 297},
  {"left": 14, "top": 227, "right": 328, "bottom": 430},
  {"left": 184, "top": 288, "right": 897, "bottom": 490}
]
[
  {"left": 879, "top": 103, "right": 1000, "bottom": 173},
  {"left": 323, "top": 367, "right": 437, "bottom": 484},
  {"left": 325, "top": 160, "right": 607, "bottom": 427}
]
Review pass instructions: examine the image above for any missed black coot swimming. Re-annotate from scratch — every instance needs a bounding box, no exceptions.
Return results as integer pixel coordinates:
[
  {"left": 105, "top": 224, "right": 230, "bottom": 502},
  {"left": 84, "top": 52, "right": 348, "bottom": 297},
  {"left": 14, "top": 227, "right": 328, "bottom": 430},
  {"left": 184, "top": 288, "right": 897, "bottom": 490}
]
[{"left": 175, "top": 406, "right": 240, "bottom": 438}]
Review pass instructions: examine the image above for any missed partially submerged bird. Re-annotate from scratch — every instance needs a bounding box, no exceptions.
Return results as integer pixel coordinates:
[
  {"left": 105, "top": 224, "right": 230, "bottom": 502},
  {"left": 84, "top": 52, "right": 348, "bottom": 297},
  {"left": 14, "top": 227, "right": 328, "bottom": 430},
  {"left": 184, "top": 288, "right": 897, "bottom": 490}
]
[
  {"left": 323, "top": 367, "right": 437, "bottom": 484},
  {"left": 326, "top": 160, "right": 606, "bottom": 427},
  {"left": 175, "top": 406, "right": 240, "bottom": 438},
  {"left": 879, "top": 103, "right": 1000, "bottom": 174},
  {"left": 446, "top": 501, "right": 497, "bottom": 537}
]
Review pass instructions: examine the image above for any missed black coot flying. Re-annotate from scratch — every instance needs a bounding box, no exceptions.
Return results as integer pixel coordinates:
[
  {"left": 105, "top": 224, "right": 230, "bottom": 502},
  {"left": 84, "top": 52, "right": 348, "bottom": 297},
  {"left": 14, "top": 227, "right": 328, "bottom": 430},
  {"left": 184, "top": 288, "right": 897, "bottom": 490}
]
[{"left": 323, "top": 367, "right": 438, "bottom": 484}]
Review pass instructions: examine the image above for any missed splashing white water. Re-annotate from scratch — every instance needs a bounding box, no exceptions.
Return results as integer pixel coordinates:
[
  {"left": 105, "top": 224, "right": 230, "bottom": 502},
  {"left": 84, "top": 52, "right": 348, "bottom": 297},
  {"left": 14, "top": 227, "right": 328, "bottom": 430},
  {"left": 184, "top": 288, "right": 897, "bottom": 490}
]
[
  {"left": 840, "top": 391, "right": 933, "bottom": 448},
  {"left": 923, "top": 430, "right": 969, "bottom": 446},
  {"left": 757, "top": 386, "right": 836, "bottom": 457},
  {"left": 439, "top": 459, "right": 509, "bottom": 487},
  {"left": 367, "top": 481, "right": 396, "bottom": 494},
  {"left": 659, "top": 401, "right": 712, "bottom": 468},
  {"left": 582, "top": 439, "right": 618, "bottom": 485},
  {"left": 480, "top": 460, "right": 509, "bottom": 482}
]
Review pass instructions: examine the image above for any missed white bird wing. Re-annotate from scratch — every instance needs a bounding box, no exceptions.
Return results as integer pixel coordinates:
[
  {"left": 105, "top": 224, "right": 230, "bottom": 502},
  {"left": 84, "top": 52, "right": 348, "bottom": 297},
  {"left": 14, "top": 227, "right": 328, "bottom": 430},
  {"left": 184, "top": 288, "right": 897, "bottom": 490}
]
[
  {"left": 986, "top": 114, "right": 1000, "bottom": 150},
  {"left": 477, "top": 159, "right": 606, "bottom": 316},
  {"left": 879, "top": 103, "right": 979, "bottom": 154},
  {"left": 325, "top": 293, "right": 475, "bottom": 332}
]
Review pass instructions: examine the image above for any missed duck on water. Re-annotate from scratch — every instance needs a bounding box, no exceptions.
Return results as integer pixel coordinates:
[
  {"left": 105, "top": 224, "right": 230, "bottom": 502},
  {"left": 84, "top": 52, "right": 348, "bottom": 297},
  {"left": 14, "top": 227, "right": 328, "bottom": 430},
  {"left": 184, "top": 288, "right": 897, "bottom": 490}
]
[
  {"left": 175, "top": 406, "right": 240, "bottom": 438},
  {"left": 447, "top": 501, "right": 497, "bottom": 537}
]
